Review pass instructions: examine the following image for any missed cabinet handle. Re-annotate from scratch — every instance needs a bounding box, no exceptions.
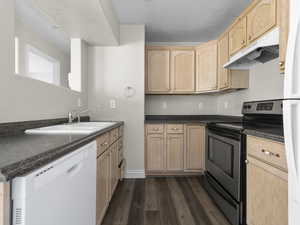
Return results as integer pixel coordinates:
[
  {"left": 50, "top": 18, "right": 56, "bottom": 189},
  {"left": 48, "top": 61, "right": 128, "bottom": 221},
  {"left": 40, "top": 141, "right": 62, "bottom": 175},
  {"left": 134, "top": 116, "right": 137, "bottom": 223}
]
[
  {"left": 172, "top": 127, "right": 178, "bottom": 130},
  {"left": 279, "top": 61, "right": 285, "bottom": 68},
  {"left": 261, "top": 149, "right": 280, "bottom": 158}
]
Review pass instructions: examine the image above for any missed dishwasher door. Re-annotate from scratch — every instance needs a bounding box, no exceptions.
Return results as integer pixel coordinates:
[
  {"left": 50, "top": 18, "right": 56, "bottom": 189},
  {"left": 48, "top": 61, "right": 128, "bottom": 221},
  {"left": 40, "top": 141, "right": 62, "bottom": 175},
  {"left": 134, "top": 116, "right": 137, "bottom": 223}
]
[{"left": 12, "top": 141, "right": 97, "bottom": 225}]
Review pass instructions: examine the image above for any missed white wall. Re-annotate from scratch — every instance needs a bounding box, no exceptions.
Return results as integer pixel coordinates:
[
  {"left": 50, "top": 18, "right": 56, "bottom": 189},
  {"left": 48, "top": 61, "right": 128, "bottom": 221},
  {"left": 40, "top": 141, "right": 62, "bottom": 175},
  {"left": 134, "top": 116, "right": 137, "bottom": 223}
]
[
  {"left": 88, "top": 25, "right": 145, "bottom": 178},
  {"left": 0, "top": 0, "right": 88, "bottom": 123},
  {"left": 217, "top": 58, "right": 284, "bottom": 115}
]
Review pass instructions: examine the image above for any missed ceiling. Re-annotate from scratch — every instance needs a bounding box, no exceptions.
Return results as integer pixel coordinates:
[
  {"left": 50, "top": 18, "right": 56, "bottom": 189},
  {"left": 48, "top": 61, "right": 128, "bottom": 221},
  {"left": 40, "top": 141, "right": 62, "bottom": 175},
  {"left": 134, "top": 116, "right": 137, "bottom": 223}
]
[{"left": 112, "top": 0, "right": 251, "bottom": 42}]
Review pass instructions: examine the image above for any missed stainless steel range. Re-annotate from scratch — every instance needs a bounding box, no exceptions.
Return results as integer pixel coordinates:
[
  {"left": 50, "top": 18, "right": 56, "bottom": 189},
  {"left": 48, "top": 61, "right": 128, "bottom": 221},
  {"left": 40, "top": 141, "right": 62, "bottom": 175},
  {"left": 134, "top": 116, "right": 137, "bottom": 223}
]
[{"left": 203, "top": 99, "right": 284, "bottom": 225}]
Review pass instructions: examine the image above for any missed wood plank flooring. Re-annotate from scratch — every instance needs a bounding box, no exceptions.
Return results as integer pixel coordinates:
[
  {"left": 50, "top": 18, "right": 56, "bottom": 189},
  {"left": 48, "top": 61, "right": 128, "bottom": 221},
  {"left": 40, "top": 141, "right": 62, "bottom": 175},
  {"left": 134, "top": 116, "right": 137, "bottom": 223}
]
[{"left": 102, "top": 177, "right": 231, "bottom": 225}]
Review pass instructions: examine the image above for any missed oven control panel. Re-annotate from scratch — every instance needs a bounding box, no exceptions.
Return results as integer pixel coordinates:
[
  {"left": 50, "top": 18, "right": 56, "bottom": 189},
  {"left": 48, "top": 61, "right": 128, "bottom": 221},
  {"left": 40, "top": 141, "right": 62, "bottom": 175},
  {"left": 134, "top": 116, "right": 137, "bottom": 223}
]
[{"left": 242, "top": 100, "right": 283, "bottom": 115}]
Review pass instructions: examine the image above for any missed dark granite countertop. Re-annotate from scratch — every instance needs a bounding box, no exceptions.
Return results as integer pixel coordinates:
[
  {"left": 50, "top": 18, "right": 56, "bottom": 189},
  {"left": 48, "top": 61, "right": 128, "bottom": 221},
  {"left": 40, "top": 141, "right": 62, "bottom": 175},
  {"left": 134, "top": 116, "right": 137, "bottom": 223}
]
[
  {"left": 0, "top": 121, "right": 123, "bottom": 181},
  {"left": 145, "top": 115, "right": 243, "bottom": 124}
]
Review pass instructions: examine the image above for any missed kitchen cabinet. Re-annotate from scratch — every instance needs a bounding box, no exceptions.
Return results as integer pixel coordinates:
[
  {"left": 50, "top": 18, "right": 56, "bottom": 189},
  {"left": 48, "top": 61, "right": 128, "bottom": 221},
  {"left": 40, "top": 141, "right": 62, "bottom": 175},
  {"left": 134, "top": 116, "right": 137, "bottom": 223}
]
[
  {"left": 146, "top": 133, "right": 165, "bottom": 171},
  {"left": 0, "top": 183, "right": 9, "bottom": 225},
  {"left": 146, "top": 49, "right": 170, "bottom": 93},
  {"left": 246, "top": 136, "right": 288, "bottom": 225},
  {"left": 166, "top": 134, "right": 184, "bottom": 171},
  {"left": 96, "top": 151, "right": 109, "bottom": 225},
  {"left": 96, "top": 125, "right": 124, "bottom": 225},
  {"left": 218, "top": 33, "right": 249, "bottom": 90},
  {"left": 229, "top": 17, "right": 247, "bottom": 56},
  {"left": 145, "top": 123, "right": 206, "bottom": 175},
  {"left": 196, "top": 40, "right": 218, "bottom": 92},
  {"left": 278, "top": 0, "right": 289, "bottom": 73},
  {"left": 247, "top": 0, "right": 277, "bottom": 44},
  {"left": 185, "top": 124, "right": 205, "bottom": 171},
  {"left": 170, "top": 50, "right": 195, "bottom": 93}
]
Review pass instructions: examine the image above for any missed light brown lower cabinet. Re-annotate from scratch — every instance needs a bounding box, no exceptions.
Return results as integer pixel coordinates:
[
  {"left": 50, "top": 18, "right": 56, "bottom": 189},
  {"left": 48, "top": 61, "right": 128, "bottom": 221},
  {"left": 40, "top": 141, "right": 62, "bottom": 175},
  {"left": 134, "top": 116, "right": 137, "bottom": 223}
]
[
  {"left": 96, "top": 151, "right": 109, "bottom": 225},
  {"left": 145, "top": 123, "right": 205, "bottom": 175},
  {"left": 146, "top": 134, "right": 165, "bottom": 171},
  {"left": 96, "top": 126, "right": 124, "bottom": 225},
  {"left": 185, "top": 125, "right": 205, "bottom": 171},
  {"left": 246, "top": 136, "right": 288, "bottom": 225},
  {"left": 166, "top": 134, "right": 184, "bottom": 171}
]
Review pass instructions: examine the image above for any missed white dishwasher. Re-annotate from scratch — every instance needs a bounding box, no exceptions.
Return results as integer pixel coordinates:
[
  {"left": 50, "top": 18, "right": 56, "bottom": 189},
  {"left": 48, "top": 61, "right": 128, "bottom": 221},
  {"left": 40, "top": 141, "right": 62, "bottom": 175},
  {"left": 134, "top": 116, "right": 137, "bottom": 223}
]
[{"left": 12, "top": 141, "right": 97, "bottom": 225}]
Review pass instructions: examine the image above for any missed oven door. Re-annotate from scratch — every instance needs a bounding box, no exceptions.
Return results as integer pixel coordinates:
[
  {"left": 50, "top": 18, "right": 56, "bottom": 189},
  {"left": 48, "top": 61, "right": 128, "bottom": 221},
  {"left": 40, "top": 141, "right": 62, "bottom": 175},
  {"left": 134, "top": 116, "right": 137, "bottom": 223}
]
[{"left": 206, "top": 127, "right": 241, "bottom": 201}]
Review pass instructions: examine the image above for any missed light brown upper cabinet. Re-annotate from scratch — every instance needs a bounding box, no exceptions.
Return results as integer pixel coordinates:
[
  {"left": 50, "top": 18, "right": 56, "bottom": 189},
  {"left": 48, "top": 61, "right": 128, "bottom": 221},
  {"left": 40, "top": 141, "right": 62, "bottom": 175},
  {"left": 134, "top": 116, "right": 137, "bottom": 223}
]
[
  {"left": 229, "top": 17, "right": 247, "bottom": 56},
  {"left": 247, "top": 0, "right": 277, "bottom": 44},
  {"left": 170, "top": 50, "right": 195, "bottom": 93},
  {"left": 278, "top": 0, "right": 289, "bottom": 73},
  {"left": 218, "top": 33, "right": 230, "bottom": 90},
  {"left": 196, "top": 40, "right": 218, "bottom": 92},
  {"left": 185, "top": 124, "right": 205, "bottom": 171},
  {"left": 218, "top": 33, "right": 249, "bottom": 90},
  {"left": 146, "top": 49, "right": 170, "bottom": 93}
]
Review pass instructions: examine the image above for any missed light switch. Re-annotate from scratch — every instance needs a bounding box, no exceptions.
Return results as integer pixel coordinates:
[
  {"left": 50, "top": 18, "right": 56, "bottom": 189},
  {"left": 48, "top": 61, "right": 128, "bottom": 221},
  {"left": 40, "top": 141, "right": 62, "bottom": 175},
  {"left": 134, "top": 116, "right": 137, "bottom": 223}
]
[{"left": 110, "top": 99, "right": 116, "bottom": 109}]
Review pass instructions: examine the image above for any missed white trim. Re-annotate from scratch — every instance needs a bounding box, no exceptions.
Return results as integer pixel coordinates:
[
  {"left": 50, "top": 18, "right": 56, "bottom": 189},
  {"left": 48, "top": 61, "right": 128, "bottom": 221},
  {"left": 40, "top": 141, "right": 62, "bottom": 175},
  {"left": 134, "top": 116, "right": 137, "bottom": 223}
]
[{"left": 125, "top": 170, "right": 145, "bottom": 179}]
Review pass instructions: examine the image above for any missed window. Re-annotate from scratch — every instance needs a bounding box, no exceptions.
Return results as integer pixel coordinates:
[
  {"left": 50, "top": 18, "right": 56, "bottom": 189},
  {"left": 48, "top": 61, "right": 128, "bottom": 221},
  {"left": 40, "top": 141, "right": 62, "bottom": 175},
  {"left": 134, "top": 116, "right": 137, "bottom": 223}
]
[{"left": 25, "top": 45, "right": 60, "bottom": 85}]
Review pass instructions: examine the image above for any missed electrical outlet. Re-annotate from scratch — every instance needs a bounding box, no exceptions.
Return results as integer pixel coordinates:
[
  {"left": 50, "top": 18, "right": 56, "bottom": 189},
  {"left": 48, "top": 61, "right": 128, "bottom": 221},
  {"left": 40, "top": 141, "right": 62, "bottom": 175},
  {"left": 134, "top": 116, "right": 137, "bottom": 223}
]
[
  {"left": 224, "top": 101, "right": 229, "bottom": 109},
  {"left": 110, "top": 99, "right": 116, "bottom": 109},
  {"left": 162, "top": 102, "right": 167, "bottom": 109},
  {"left": 77, "top": 98, "right": 82, "bottom": 107},
  {"left": 198, "top": 102, "right": 203, "bottom": 110}
]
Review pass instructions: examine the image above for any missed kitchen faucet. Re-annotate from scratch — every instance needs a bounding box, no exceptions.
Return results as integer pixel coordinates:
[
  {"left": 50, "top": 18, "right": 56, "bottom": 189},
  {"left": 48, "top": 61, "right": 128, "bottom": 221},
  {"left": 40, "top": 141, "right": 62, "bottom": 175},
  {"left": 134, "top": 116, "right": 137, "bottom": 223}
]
[{"left": 68, "top": 109, "right": 89, "bottom": 123}]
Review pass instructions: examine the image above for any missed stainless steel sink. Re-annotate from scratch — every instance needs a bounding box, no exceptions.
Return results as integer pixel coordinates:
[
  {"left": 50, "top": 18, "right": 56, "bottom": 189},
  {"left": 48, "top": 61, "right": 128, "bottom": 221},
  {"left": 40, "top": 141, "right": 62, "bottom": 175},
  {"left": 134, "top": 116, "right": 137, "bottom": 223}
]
[{"left": 25, "top": 122, "right": 117, "bottom": 135}]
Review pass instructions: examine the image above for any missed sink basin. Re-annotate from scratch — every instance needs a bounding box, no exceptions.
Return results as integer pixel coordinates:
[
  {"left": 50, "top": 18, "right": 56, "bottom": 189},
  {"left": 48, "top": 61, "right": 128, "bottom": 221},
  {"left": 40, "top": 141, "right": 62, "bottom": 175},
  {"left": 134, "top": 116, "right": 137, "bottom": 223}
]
[{"left": 25, "top": 122, "right": 117, "bottom": 135}]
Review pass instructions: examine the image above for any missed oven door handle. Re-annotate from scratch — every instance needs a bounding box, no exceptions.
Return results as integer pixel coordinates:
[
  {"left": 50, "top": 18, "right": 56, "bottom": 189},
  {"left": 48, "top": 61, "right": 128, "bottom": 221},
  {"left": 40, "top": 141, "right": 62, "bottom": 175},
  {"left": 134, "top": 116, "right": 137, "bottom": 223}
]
[{"left": 206, "top": 173, "right": 239, "bottom": 208}]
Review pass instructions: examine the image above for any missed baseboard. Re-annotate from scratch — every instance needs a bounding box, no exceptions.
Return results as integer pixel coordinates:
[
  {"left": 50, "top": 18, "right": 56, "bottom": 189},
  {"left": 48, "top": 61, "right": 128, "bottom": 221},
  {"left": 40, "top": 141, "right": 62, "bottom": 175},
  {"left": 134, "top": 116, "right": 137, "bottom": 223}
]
[{"left": 125, "top": 170, "right": 145, "bottom": 179}]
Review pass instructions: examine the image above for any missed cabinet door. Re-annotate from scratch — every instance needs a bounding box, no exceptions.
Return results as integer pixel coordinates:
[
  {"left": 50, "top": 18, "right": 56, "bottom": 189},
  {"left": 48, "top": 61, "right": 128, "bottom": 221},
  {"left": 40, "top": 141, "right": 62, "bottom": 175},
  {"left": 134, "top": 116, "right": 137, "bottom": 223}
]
[
  {"left": 146, "top": 50, "right": 170, "bottom": 93},
  {"left": 185, "top": 125, "right": 205, "bottom": 170},
  {"left": 146, "top": 134, "right": 165, "bottom": 171},
  {"left": 196, "top": 41, "right": 218, "bottom": 92},
  {"left": 96, "top": 153, "right": 109, "bottom": 225},
  {"left": 171, "top": 50, "right": 195, "bottom": 93},
  {"left": 247, "top": 0, "right": 277, "bottom": 43},
  {"left": 218, "top": 33, "right": 230, "bottom": 90},
  {"left": 278, "top": 0, "right": 289, "bottom": 73},
  {"left": 229, "top": 17, "right": 247, "bottom": 56},
  {"left": 247, "top": 157, "right": 288, "bottom": 225},
  {"left": 166, "top": 134, "right": 184, "bottom": 171}
]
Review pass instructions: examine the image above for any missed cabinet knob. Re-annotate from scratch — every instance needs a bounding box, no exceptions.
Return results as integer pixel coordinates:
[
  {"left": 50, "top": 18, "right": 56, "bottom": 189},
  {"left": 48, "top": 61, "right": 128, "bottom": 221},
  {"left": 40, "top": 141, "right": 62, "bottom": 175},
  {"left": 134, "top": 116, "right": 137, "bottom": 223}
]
[
  {"left": 245, "top": 160, "right": 249, "bottom": 164},
  {"left": 241, "top": 40, "right": 245, "bottom": 45},
  {"left": 279, "top": 61, "right": 285, "bottom": 68},
  {"left": 248, "top": 35, "right": 252, "bottom": 41}
]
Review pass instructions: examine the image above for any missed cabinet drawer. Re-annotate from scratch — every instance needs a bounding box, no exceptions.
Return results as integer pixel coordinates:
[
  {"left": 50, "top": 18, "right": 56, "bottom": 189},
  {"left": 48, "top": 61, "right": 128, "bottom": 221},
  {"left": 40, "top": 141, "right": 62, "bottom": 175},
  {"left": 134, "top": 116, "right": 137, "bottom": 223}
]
[
  {"left": 166, "top": 124, "right": 184, "bottom": 133},
  {"left": 247, "top": 136, "right": 287, "bottom": 171},
  {"left": 96, "top": 133, "right": 110, "bottom": 156},
  {"left": 110, "top": 128, "right": 119, "bottom": 143},
  {"left": 147, "top": 124, "right": 164, "bottom": 134}
]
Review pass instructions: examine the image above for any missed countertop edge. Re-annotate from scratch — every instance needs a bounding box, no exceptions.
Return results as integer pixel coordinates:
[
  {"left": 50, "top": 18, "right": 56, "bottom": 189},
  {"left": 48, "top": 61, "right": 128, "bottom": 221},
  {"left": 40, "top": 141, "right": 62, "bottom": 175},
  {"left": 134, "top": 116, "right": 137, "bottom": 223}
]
[
  {"left": 243, "top": 129, "right": 284, "bottom": 143},
  {"left": 0, "top": 121, "right": 124, "bottom": 182}
]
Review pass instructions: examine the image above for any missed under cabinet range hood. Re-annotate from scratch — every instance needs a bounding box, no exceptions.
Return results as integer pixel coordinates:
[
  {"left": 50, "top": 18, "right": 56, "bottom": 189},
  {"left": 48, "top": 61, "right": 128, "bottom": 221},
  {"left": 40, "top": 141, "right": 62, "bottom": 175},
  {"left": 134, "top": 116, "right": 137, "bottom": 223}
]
[{"left": 224, "top": 28, "right": 279, "bottom": 70}]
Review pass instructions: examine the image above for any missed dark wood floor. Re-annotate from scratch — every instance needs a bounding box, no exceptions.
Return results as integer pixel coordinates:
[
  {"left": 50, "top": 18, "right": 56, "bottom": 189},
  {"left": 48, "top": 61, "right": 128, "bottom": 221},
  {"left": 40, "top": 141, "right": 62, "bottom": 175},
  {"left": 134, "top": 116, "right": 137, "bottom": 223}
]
[{"left": 102, "top": 177, "right": 231, "bottom": 225}]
